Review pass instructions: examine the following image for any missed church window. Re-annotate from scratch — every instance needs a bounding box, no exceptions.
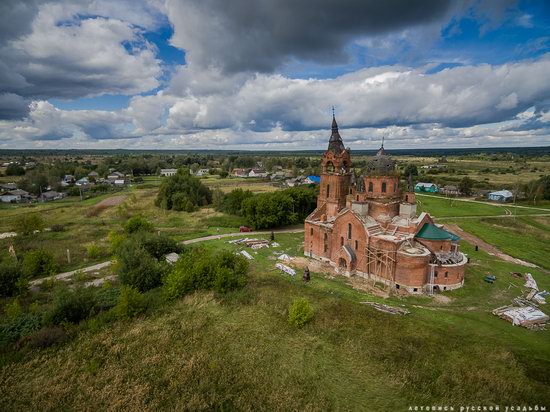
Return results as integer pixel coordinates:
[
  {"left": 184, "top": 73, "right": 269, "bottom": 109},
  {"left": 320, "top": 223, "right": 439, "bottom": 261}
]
[
  {"left": 393, "top": 183, "right": 397, "bottom": 192},
  {"left": 326, "top": 184, "right": 330, "bottom": 197},
  {"left": 381, "top": 182, "right": 387, "bottom": 193},
  {"left": 324, "top": 244, "right": 328, "bottom": 252},
  {"left": 405, "top": 195, "right": 408, "bottom": 202},
  {"left": 368, "top": 182, "right": 373, "bottom": 192},
  {"left": 310, "top": 228, "right": 313, "bottom": 236},
  {"left": 356, "top": 195, "right": 359, "bottom": 201},
  {"left": 445, "top": 272, "right": 449, "bottom": 278},
  {"left": 355, "top": 240, "right": 358, "bottom": 250},
  {"left": 349, "top": 187, "right": 353, "bottom": 194},
  {"left": 434, "top": 271, "right": 438, "bottom": 278},
  {"left": 324, "top": 233, "right": 328, "bottom": 241},
  {"left": 347, "top": 223, "right": 352, "bottom": 239},
  {"left": 326, "top": 162, "right": 334, "bottom": 173},
  {"left": 340, "top": 237, "right": 344, "bottom": 246}
]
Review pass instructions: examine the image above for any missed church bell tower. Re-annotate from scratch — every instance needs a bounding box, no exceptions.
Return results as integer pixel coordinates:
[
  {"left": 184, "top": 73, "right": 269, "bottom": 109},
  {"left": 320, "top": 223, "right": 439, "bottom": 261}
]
[{"left": 318, "top": 111, "right": 351, "bottom": 217}]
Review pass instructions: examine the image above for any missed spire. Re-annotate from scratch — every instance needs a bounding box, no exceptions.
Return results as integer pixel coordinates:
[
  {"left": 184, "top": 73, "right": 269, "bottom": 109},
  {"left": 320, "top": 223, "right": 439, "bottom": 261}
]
[
  {"left": 328, "top": 109, "right": 345, "bottom": 154},
  {"left": 376, "top": 135, "right": 387, "bottom": 156}
]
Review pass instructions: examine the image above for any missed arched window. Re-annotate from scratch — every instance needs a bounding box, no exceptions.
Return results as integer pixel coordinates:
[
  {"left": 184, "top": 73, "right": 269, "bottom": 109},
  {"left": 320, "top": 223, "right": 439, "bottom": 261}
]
[
  {"left": 347, "top": 223, "right": 352, "bottom": 239},
  {"left": 324, "top": 233, "right": 328, "bottom": 241},
  {"left": 381, "top": 182, "right": 387, "bottom": 193},
  {"left": 368, "top": 182, "right": 373, "bottom": 192},
  {"left": 393, "top": 183, "right": 397, "bottom": 192},
  {"left": 356, "top": 195, "right": 359, "bottom": 201},
  {"left": 326, "top": 184, "right": 330, "bottom": 197},
  {"left": 349, "top": 187, "right": 353, "bottom": 194},
  {"left": 310, "top": 228, "right": 313, "bottom": 236},
  {"left": 326, "top": 162, "right": 334, "bottom": 173},
  {"left": 355, "top": 240, "right": 358, "bottom": 250},
  {"left": 405, "top": 195, "right": 408, "bottom": 202}
]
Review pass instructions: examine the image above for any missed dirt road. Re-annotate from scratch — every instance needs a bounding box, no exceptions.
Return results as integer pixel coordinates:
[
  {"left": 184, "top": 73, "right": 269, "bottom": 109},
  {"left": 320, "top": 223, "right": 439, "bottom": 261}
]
[{"left": 444, "top": 223, "right": 538, "bottom": 268}]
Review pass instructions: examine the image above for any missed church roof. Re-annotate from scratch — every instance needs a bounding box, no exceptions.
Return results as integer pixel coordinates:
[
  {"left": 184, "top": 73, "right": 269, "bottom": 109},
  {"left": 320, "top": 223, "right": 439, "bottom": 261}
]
[
  {"left": 416, "top": 223, "right": 460, "bottom": 241},
  {"left": 365, "top": 139, "right": 395, "bottom": 176},
  {"left": 327, "top": 114, "right": 345, "bottom": 154}
]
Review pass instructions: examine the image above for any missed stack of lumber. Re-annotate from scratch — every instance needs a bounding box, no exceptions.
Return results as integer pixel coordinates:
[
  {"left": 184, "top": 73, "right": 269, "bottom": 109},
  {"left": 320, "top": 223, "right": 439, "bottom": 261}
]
[
  {"left": 360, "top": 302, "right": 410, "bottom": 315},
  {"left": 492, "top": 305, "right": 549, "bottom": 329}
]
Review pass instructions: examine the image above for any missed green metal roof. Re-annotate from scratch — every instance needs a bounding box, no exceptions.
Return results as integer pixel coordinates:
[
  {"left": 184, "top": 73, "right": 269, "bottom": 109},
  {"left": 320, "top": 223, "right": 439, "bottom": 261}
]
[{"left": 416, "top": 223, "right": 460, "bottom": 241}]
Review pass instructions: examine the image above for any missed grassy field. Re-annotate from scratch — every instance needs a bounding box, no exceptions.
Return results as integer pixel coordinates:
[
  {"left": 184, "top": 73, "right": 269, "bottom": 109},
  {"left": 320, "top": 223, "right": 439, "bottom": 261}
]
[{"left": 1, "top": 232, "right": 549, "bottom": 410}]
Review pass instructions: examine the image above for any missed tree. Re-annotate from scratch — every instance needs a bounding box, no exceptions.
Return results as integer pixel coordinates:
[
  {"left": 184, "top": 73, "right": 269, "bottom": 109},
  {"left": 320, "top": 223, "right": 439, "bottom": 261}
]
[
  {"left": 459, "top": 177, "right": 474, "bottom": 196},
  {"left": 22, "top": 250, "right": 58, "bottom": 279},
  {"left": 155, "top": 169, "right": 212, "bottom": 211},
  {"left": 0, "top": 259, "right": 25, "bottom": 297},
  {"left": 5, "top": 163, "right": 25, "bottom": 176},
  {"left": 13, "top": 214, "right": 44, "bottom": 235},
  {"left": 402, "top": 164, "right": 418, "bottom": 177},
  {"left": 124, "top": 215, "right": 153, "bottom": 234}
]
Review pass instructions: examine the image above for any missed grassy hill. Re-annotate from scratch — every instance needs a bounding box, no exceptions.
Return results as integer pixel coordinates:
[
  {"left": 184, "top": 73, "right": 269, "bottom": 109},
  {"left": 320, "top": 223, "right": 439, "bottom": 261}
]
[{"left": 1, "top": 233, "right": 549, "bottom": 411}]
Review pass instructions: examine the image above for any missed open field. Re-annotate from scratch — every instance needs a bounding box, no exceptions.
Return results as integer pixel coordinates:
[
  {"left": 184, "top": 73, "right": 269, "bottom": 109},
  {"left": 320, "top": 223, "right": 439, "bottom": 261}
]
[{"left": 1, "top": 232, "right": 549, "bottom": 410}]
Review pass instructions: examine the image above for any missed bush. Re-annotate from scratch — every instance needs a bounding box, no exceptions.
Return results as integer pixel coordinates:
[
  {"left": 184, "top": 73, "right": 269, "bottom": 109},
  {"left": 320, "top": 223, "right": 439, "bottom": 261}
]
[
  {"left": 124, "top": 215, "right": 154, "bottom": 234},
  {"left": 0, "top": 313, "right": 42, "bottom": 347},
  {"left": 46, "top": 286, "right": 97, "bottom": 325},
  {"left": 108, "top": 230, "right": 126, "bottom": 253},
  {"left": 25, "top": 326, "right": 69, "bottom": 349},
  {"left": 164, "top": 249, "right": 248, "bottom": 299},
  {"left": 13, "top": 214, "right": 44, "bottom": 235},
  {"left": 50, "top": 224, "right": 65, "bottom": 232},
  {"left": 22, "top": 250, "right": 57, "bottom": 279},
  {"left": 155, "top": 169, "right": 212, "bottom": 211},
  {"left": 114, "top": 286, "right": 148, "bottom": 319},
  {"left": 86, "top": 243, "right": 103, "bottom": 259},
  {"left": 139, "top": 233, "right": 181, "bottom": 259},
  {"left": 5, "top": 163, "right": 25, "bottom": 176},
  {"left": 116, "top": 236, "right": 166, "bottom": 292},
  {"left": 0, "top": 259, "right": 25, "bottom": 297},
  {"left": 288, "top": 298, "right": 314, "bottom": 328}
]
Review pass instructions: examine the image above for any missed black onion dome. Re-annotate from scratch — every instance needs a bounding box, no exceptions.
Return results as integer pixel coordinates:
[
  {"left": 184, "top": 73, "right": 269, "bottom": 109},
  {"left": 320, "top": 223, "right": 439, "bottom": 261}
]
[
  {"left": 365, "top": 144, "right": 396, "bottom": 175},
  {"left": 327, "top": 115, "right": 345, "bottom": 153}
]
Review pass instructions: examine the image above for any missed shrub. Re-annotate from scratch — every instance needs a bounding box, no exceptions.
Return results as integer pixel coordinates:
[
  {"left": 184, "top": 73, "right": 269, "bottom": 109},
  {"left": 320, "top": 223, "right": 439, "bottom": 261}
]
[
  {"left": 164, "top": 249, "right": 248, "bottom": 299},
  {"left": 86, "top": 243, "right": 103, "bottom": 259},
  {"left": 25, "top": 326, "right": 69, "bottom": 349},
  {"left": 139, "top": 233, "right": 181, "bottom": 259},
  {"left": 0, "top": 259, "right": 24, "bottom": 297},
  {"left": 50, "top": 224, "right": 65, "bottom": 232},
  {"left": 114, "top": 286, "right": 148, "bottom": 319},
  {"left": 0, "top": 313, "right": 42, "bottom": 347},
  {"left": 46, "top": 286, "right": 97, "bottom": 325},
  {"left": 116, "top": 237, "right": 166, "bottom": 292},
  {"left": 288, "top": 298, "right": 314, "bottom": 328},
  {"left": 5, "top": 298, "right": 23, "bottom": 319},
  {"left": 95, "top": 285, "right": 120, "bottom": 311},
  {"left": 124, "top": 215, "right": 154, "bottom": 234},
  {"left": 22, "top": 250, "right": 57, "bottom": 279},
  {"left": 108, "top": 230, "right": 126, "bottom": 253},
  {"left": 13, "top": 214, "right": 44, "bottom": 235}
]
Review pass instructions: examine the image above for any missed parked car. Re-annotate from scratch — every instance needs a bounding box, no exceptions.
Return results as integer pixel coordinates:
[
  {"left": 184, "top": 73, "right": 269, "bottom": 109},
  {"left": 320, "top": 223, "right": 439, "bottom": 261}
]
[{"left": 239, "top": 226, "right": 252, "bottom": 232}]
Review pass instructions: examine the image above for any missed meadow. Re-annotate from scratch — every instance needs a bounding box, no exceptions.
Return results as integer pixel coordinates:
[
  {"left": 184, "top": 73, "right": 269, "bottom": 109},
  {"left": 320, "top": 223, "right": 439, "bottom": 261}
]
[{"left": 1, "top": 232, "right": 549, "bottom": 410}]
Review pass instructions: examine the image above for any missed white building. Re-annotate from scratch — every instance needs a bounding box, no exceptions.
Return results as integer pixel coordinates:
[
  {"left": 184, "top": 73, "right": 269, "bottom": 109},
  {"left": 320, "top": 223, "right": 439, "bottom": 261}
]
[{"left": 160, "top": 169, "right": 178, "bottom": 177}]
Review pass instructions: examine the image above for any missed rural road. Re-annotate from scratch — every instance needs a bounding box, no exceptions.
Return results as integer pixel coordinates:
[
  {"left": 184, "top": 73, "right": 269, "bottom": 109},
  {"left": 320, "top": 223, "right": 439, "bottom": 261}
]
[
  {"left": 416, "top": 193, "right": 550, "bottom": 213},
  {"left": 29, "top": 228, "right": 305, "bottom": 287}
]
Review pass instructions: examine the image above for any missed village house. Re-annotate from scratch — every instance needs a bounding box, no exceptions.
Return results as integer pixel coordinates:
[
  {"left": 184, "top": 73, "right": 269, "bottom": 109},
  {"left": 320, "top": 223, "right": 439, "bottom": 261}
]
[
  {"left": 88, "top": 171, "right": 99, "bottom": 179},
  {"left": 232, "top": 168, "right": 249, "bottom": 177},
  {"left": 415, "top": 182, "right": 438, "bottom": 193},
  {"left": 160, "top": 168, "right": 178, "bottom": 177},
  {"left": 0, "top": 189, "right": 32, "bottom": 203},
  {"left": 39, "top": 190, "right": 66, "bottom": 202},
  {"left": 487, "top": 189, "right": 513, "bottom": 202},
  {"left": 248, "top": 168, "right": 268, "bottom": 178},
  {"left": 195, "top": 168, "right": 210, "bottom": 176},
  {"left": 304, "top": 115, "right": 466, "bottom": 294},
  {"left": 440, "top": 185, "right": 460, "bottom": 196},
  {"left": 107, "top": 171, "right": 125, "bottom": 180}
]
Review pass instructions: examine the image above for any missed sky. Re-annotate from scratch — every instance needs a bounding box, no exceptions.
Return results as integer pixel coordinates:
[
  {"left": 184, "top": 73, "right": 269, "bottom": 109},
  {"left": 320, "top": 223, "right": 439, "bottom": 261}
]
[{"left": 0, "top": 0, "right": 549, "bottom": 150}]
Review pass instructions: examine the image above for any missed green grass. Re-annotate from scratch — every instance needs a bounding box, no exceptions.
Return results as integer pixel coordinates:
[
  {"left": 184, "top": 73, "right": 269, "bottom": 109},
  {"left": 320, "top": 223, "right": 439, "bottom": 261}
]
[{"left": 1, "top": 232, "right": 549, "bottom": 410}]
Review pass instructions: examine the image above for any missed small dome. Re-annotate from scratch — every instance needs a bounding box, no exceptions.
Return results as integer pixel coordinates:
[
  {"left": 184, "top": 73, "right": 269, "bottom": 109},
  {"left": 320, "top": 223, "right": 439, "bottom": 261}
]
[{"left": 365, "top": 152, "right": 396, "bottom": 175}]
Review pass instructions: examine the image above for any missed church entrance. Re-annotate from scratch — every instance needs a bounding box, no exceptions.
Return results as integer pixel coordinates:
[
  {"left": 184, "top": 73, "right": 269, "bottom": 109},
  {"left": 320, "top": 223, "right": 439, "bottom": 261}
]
[{"left": 338, "top": 258, "right": 347, "bottom": 269}]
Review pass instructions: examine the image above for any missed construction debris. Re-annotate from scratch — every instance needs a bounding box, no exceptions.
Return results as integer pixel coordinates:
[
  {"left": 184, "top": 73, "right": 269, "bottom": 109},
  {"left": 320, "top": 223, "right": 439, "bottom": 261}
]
[
  {"left": 275, "top": 263, "right": 296, "bottom": 276},
  {"left": 239, "top": 250, "right": 254, "bottom": 260},
  {"left": 510, "top": 272, "right": 523, "bottom": 279},
  {"left": 484, "top": 274, "right": 496, "bottom": 283},
  {"left": 165, "top": 252, "right": 180, "bottom": 264},
  {"left": 492, "top": 306, "right": 549, "bottom": 330},
  {"left": 277, "top": 253, "right": 292, "bottom": 262},
  {"left": 360, "top": 301, "right": 410, "bottom": 315},
  {"left": 524, "top": 273, "right": 538, "bottom": 290},
  {"left": 271, "top": 242, "right": 280, "bottom": 247}
]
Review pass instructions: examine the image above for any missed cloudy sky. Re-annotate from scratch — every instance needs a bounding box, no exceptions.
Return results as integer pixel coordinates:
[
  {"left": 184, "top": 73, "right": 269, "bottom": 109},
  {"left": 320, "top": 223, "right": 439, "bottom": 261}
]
[{"left": 0, "top": 0, "right": 549, "bottom": 150}]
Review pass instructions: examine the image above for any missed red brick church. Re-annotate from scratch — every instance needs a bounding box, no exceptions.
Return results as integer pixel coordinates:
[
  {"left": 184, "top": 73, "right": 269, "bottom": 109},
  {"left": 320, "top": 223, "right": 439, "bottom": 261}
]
[{"left": 304, "top": 115, "right": 467, "bottom": 293}]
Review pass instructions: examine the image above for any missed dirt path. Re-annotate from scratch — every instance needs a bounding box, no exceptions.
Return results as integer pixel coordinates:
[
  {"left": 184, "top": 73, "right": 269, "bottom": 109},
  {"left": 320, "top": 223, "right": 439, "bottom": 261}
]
[
  {"left": 417, "top": 193, "right": 550, "bottom": 213},
  {"left": 30, "top": 229, "right": 305, "bottom": 287},
  {"left": 181, "top": 228, "right": 304, "bottom": 245},
  {"left": 29, "top": 261, "right": 113, "bottom": 289},
  {"left": 444, "top": 223, "right": 538, "bottom": 268},
  {"left": 94, "top": 195, "right": 127, "bottom": 207}
]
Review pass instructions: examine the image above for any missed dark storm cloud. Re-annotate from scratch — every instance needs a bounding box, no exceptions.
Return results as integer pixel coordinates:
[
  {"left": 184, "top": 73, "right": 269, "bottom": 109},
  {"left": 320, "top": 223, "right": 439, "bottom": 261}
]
[
  {"left": 168, "top": 0, "right": 455, "bottom": 73},
  {"left": 0, "top": 93, "right": 30, "bottom": 120}
]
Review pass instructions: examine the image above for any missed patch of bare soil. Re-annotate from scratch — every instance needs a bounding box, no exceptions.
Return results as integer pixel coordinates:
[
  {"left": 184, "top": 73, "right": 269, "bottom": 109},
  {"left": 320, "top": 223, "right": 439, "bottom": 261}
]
[
  {"left": 95, "top": 195, "right": 127, "bottom": 207},
  {"left": 433, "top": 294, "right": 452, "bottom": 304},
  {"left": 292, "top": 256, "right": 332, "bottom": 274}
]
